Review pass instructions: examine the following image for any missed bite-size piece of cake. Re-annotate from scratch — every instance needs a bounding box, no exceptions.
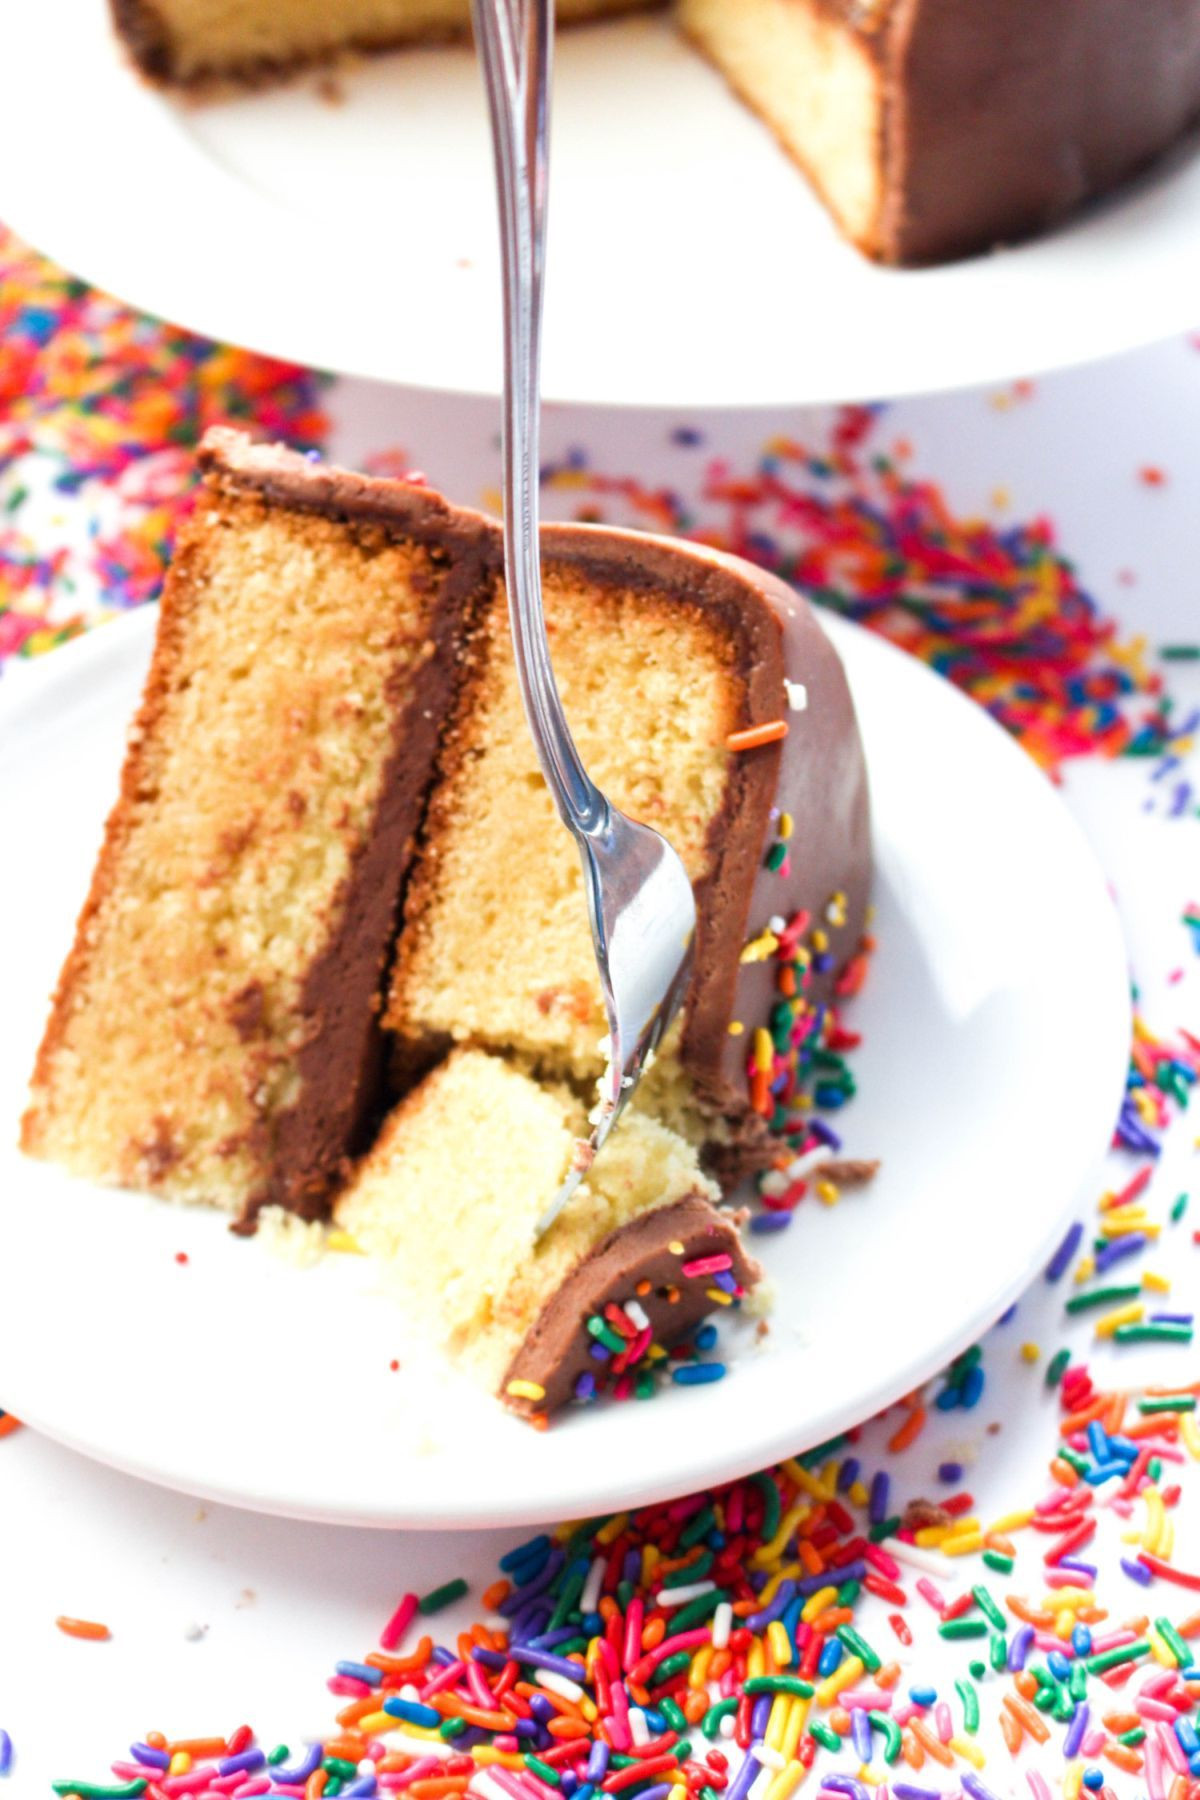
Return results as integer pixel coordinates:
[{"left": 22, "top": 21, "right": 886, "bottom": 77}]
[
  {"left": 335, "top": 1047, "right": 760, "bottom": 1418},
  {"left": 21, "top": 431, "right": 492, "bottom": 1221}
]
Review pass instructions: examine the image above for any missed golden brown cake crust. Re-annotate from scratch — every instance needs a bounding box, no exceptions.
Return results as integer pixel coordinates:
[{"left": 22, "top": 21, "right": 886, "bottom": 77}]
[{"left": 21, "top": 430, "right": 496, "bottom": 1224}]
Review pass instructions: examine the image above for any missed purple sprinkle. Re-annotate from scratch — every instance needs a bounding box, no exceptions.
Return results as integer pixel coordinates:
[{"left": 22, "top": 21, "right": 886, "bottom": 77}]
[
  {"left": 574, "top": 1372, "right": 596, "bottom": 1402},
  {"left": 824, "top": 1779, "right": 871, "bottom": 1800},
  {"left": 632, "top": 1787, "right": 672, "bottom": 1800},
  {"left": 726, "top": 1750, "right": 762, "bottom": 1800},
  {"left": 0, "top": 1734, "right": 11, "bottom": 1778},
  {"left": 892, "top": 1786, "right": 945, "bottom": 1800},
  {"left": 869, "top": 1471, "right": 890, "bottom": 1526},
  {"left": 516, "top": 1646, "right": 598, "bottom": 1682},
  {"left": 808, "top": 1118, "right": 842, "bottom": 1151},
  {"left": 1008, "top": 1624, "right": 1035, "bottom": 1671},
  {"left": 670, "top": 426, "right": 705, "bottom": 448},
  {"left": 1122, "top": 1557, "right": 1155, "bottom": 1586},
  {"left": 852, "top": 1709, "right": 874, "bottom": 1761},
  {"left": 798, "top": 1561, "right": 865, "bottom": 1596},
  {"left": 1063, "top": 1703, "right": 1090, "bottom": 1761},
  {"left": 750, "top": 1212, "right": 793, "bottom": 1234},
  {"left": 218, "top": 1748, "right": 266, "bottom": 1777},
  {"left": 747, "top": 1579, "right": 798, "bottom": 1631},
  {"left": 962, "top": 1778, "right": 1003, "bottom": 1800},
  {"left": 131, "top": 1744, "right": 171, "bottom": 1771},
  {"left": 838, "top": 1458, "right": 860, "bottom": 1492},
  {"left": 1057, "top": 1558, "right": 1098, "bottom": 1579},
  {"left": 1045, "top": 1221, "right": 1083, "bottom": 1283},
  {"left": 1094, "top": 1234, "right": 1149, "bottom": 1274},
  {"left": 937, "top": 1463, "right": 964, "bottom": 1484},
  {"left": 751, "top": 1696, "right": 774, "bottom": 1737},
  {"left": 1150, "top": 1312, "right": 1194, "bottom": 1325},
  {"left": 272, "top": 1744, "right": 323, "bottom": 1784},
  {"left": 587, "top": 1743, "right": 610, "bottom": 1782}
]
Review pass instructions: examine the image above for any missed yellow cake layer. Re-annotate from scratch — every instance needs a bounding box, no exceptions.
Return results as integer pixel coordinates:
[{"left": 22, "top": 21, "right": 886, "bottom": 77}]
[
  {"left": 387, "top": 569, "right": 740, "bottom": 1080},
  {"left": 335, "top": 1046, "right": 718, "bottom": 1390},
  {"left": 22, "top": 491, "right": 448, "bottom": 1210}
]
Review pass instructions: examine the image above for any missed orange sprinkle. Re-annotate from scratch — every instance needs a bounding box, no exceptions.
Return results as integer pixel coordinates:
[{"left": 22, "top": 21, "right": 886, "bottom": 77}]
[
  {"left": 305, "top": 1772, "right": 328, "bottom": 1800},
  {"left": 1177, "top": 1613, "right": 1200, "bottom": 1639},
  {"left": 829, "top": 1708, "right": 852, "bottom": 1737},
  {"left": 1013, "top": 1671, "right": 1040, "bottom": 1702},
  {"left": 911, "top": 1720, "right": 954, "bottom": 1768},
  {"left": 0, "top": 1414, "right": 23, "bottom": 1438},
  {"left": 1009, "top": 1600, "right": 1056, "bottom": 1629},
  {"left": 482, "top": 1579, "right": 510, "bottom": 1611},
  {"left": 367, "top": 1638, "right": 433, "bottom": 1674},
  {"left": 145, "top": 1735, "right": 168, "bottom": 1751},
  {"left": 682, "top": 1691, "right": 707, "bottom": 1725},
  {"left": 337, "top": 1697, "right": 382, "bottom": 1728},
  {"left": 56, "top": 1616, "right": 111, "bottom": 1642},
  {"left": 1105, "top": 1394, "right": 1127, "bottom": 1434},
  {"left": 323, "top": 1738, "right": 368, "bottom": 1761},
  {"left": 1126, "top": 1417, "right": 1180, "bottom": 1440},
  {"left": 409, "top": 1782, "right": 470, "bottom": 1798},
  {"left": 1102, "top": 1715, "right": 1141, "bottom": 1735},
  {"left": 1049, "top": 1458, "right": 1081, "bottom": 1487},
  {"left": 1105, "top": 1745, "right": 1144, "bottom": 1775},
  {"left": 900, "top": 1730, "right": 925, "bottom": 1770},
  {"left": 167, "top": 1739, "right": 227, "bottom": 1757},
  {"left": 1000, "top": 1711, "right": 1024, "bottom": 1755},
  {"left": 809, "top": 1607, "right": 854, "bottom": 1633},
  {"left": 1061, "top": 1399, "right": 1109, "bottom": 1435},
  {"left": 547, "top": 1718, "right": 591, "bottom": 1743},
  {"left": 643, "top": 1617, "right": 666, "bottom": 1650},
  {"left": 726, "top": 720, "right": 788, "bottom": 752},
  {"left": 1004, "top": 1694, "right": 1050, "bottom": 1745},
  {"left": 458, "top": 1706, "right": 516, "bottom": 1733},
  {"left": 1168, "top": 1778, "right": 1191, "bottom": 1800},
  {"left": 887, "top": 1407, "right": 927, "bottom": 1454},
  {"left": 710, "top": 1649, "right": 733, "bottom": 1680},
  {"left": 877, "top": 1663, "right": 902, "bottom": 1690}
]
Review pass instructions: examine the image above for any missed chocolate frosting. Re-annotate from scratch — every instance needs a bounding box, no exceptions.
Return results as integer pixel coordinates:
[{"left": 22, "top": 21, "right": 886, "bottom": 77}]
[
  {"left": 881, "top": 0, "right": 1200, "bottom": 265},
  {"left": 537, "top": 527, "right": 872, "bottom": 1152},
  {"left": 503, "top": 1193, "right": 761, "bottom": 1418}
]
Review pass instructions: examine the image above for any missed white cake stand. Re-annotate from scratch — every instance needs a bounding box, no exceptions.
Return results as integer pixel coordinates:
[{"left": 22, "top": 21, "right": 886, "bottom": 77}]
[{"left": 3, "top": 2, "right": 1200, "bottom": 407}]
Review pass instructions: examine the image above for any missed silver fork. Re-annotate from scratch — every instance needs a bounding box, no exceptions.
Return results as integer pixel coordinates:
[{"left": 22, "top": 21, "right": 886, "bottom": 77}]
[{"left": 471, "top": 0, "right": 697, "bottom": 1237}]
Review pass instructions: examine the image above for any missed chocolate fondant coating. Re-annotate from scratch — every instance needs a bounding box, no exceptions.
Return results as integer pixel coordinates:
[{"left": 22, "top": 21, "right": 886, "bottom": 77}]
[{"left": 503, "top": 1193, "right": 761, "bottom": 1417}]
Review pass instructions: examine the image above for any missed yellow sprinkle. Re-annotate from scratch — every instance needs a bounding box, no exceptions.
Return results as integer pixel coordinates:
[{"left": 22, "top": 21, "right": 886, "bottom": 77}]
[
  {"left": 767, "top": 1622, "right": 793, "bottom": 1670},
  {"left": 1160, "top": 1517, "right": 1175, "bottom": 1561},
  {"left": 1098, "top": 1212, "right": 1155, "bottom": 1237},
  {"left": 728, "top": 1021, "right": 745, "bottom": 1036},
  {"left": 747, "top": 1640, "right": 766, "bottom": 1681},
  {"left": 1149, "top": 1629, "right": 1174, "bottom": 1668},
  {"left": 759, "top": 1564, "right": 802, "bottom": 1607},
  {"left": 991, "top": 487, "right": 1011, "bottom": 511},
  {"left": 942, "top": 1532, "right": 984, "bottom": 1558},
  {"left": 642, "top": 1545, "right": 660, "bottom": 1580},
  {"left": 1143, "top": 1488, "right": 1167, "bottom": 1554},
  {"left": 950, "top": 1738, "right": 985, "bottom": 1770},
  {"left": 1054, "top": 1610, "right": 1076, "bottom": 1641},
  {"left": 781, "top": 1461, "right": 836, "bottom": 1504},
  {"left": 359, "top": 1711, "right": 396, "bottom": 1735},
  {"left": 1041, "top": 1588, "right": 1093, "bottom": 1609},
  {"left": 815, "top": 1179, "right": 840, "bottom": 1206},
  {"left": 1142, "top": 1271, "right": 1171, "bottom": 1293},
  {"left": 782, "top": 1696, "right": 809, "bottom": 1761},
  {"left": 1064, "top": 1762, "right": 1084, "bottom": 1800},
  {"left": 753, "top": 1028, "right": 774, "bottom": 1072},
  {"left": 707, "top": 1287, "right": 734, "bottom": 1307},
  {"left": 326, "top": 1229, "right": 365, "bottom": 1254},
  {"left": 766, "top": 1690, "right": 791, "bottom": 1748},
  {"left": 779, "top": 813, "right": 794, "bottom": 841},
  {"left": 811, "top": 929, "right": 829, "bottom": 953},
  {"left": 741, "top": 931, "right": 779, "bottom": 965},
  {"left": 689, "top": 1644, "right": 714, "bottom": 1690},
  {"left": 753, "top": 1501, "right": 812, "bottom": 1568},
  {"left": 801, "top": 1586, "right": 839, "bottom": 1624},
  {"left": 506, "top": 1378, "right": 546, "bottom": 1402},
  {"left": 1095, "top": 1302, "right": 1145, "bottom": 1338},
  {"left": 474, "top": 1750, "right": 528, "bottom": 1770},
  {"left": 647, "top": 1343, "right": 668, "bottom": 1362},
  {"left": 764, "top": 1760, "right": 807, "bottom": 1800},
  {"left": 915, "top": 1526, "right": 951, "bottom": 1547},
  {"left": 169, "top": 1755, "right": 192, "bottom": 1777},
  {"left": 989, "top": 1510, "right": 1035, "bottom": 1533},
  {"left": 1073, "top": 1257, "right": 1096, "bottom": 1284},
  {"left": 1181, "top": 1413, "right": 1200, "bottom": 1461},
  {"left": 668, "top": 1242, "right": 685, "bottom": 1256},
  {"left": 1020, "top": 1342, "right": 1041, "bottom": 1363},
  {"left": 848, "top": 1482, "right": 870, "bottom": 1509},
  {"left": 815, "top": 1655, "right": 864, "bottom": 1708},
  {"left": 596, "top": 1513, "right": 630, "bottom": 1545}
]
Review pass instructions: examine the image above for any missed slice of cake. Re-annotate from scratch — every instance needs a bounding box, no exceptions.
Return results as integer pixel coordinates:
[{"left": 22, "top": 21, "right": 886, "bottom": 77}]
[
  {"left": 110, "top": 0, "right": 657, "bottom": 86},
  {"left": 385, "top": 523, "right": 870, "bottom": 1169},
  {"left": 335, "top": 1046, "right": 759, "bottom": 1418},
  {"left": 20, "top": 431, "right": 492, "bottom": 1222}
]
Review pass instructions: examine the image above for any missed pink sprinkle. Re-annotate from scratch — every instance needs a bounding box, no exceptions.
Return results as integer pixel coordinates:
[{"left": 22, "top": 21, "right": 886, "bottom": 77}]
[
  {"left": 839, "top": 1688, "right": 892, "bottom": 1711},
  {"left": 1089, "top": 1629, "right": 1138, "bottom": 1656},
  {"left": 381, "top": 1590, "right": 420, "bottom": 1652},
  {"left": 1138, "top": 1698, "right": 1182, "bottom": 1723},
  {"left": 1045, "top": 1570, "right": 1089, "bottom": 1589},
  {"left": 1159, "top": 1724, "right": 1189, "bottom": 1776},
  {"left": 864, "top": 1543, "right": 901, "bottom": 1581},
  {"left": 915, "top": 1578, "right": 946, "bottom": 1615},
  {"left": 623, "top": 1597, "right": 644, "bottom": 1670},
  {"left": 231, "top": 1781, "right": 271, "bottom": 1799},
  {"left": 934, "top": 1703, "right": 952, "bottom": 1744},
  {"left": 1080, "top": 1729, "right": 1106, "bottom": 1757},
  {"left": 329, "top": 1674, "right": 372, "bottom": 1698},
  {"left": 111, "top": 1766, "right": 160, "bottom": 1781},
  {"left": 161, "top": 1773, "right": 219, "bottom": 1795},
  {"left": 468, "top": 1661, "right": 498, "bottom": 1710},
  {"left": 494, "top": 1737, "right": 520, "bottom": 1755},
  {"left": 1026, "top": 1775, "right": 1054, "bottom": 1800},
  {"left": 390, "top": 1759, "right": 442, "bottom": 1788},
  {"left": 1035, "top": 1486, "right": 1077, "bottom": 1515},
  {"left": 421, "top": 1657, "right": 467, "bottom": 1699},
  {"left": 1140, "top": 1669, "right": 1178, "bottom": 1697},
  {"left": 1145, "top": 1735, "right": 1166, "bottom": 1800},
  {"left": 892, "top": 1704, "right": 919, "bottom": 1728},
  {"left": 681, "top": 1254, "right": 733, "bottom": 1278},
  {"left": 719, "top": 1667, "right": 737, "bottom": 1697}
]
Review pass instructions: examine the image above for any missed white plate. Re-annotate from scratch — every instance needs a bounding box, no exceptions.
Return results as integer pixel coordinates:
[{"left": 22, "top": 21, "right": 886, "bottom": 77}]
[
  {"left": 0, "top": 607, "right": 1129, "bottom": 1528},
  {"left": 5, "top": 5, "right": 1200, "bottom": 407}
]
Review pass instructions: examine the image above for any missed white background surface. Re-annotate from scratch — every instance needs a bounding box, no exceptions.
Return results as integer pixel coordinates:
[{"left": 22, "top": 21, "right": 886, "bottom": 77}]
[
  {"left": 6, "top": 2, "right": 1200, "bottom": 403},
  {"left": 1, "top": 336, "right": 1199, "bottom": 1787}
]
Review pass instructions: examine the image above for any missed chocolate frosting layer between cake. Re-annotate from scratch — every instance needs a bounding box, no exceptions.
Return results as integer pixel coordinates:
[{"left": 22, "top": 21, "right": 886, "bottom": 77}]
[{"left": 502, "top": 1193, "right": 761, "bottom": 1418}]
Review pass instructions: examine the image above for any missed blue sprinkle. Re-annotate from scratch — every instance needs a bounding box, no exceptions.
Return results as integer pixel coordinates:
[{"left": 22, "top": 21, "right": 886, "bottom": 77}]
[
  {"left": 1176, "top": 1719, "right": 1200, "bottom": 1757},
  {"left": 1047, "top": 1651, "right": 1071, "bottom": 1681},
  {"left": 671, "top": 1363, "right": 727, "bottom": 1387},
  {"left": 818, "top": 1637, "right": 844, "bottom": 1676},
  {"left": 1045, "top": 1221, "right": 1084, "bottom": 1282},
  {"left": 501, "top": 1536, "right": 551, "bottom": 1574},
  {"left": 336, "top": 1660, "right": 382, "bottom": 1687},
  {"left": 383, "top": 1698, "right": 443, "bottom": 1728},
  {"left": 908, "top": 1687, "right": 938, "bottom": 1707},
  {"left": 694, "top": 1323, "right": 719, "bottom": 1351},
  {"left": 0, "top": 1734, "right": 10, "bottom": 1779},
  {"left": 670, "top": 426, "right": 705, "bottom": 448},
  {"left": 1086, "top": 1421, "right": 1111, "bottom": 1462},
  {"left": 1071, "top": 1626, "right": 1093, "bottom": 1657},
  {"left": 935, "top": 1384, "right": 961, "bottom": 1412},
  {"left": 1082, "top": 1770, "right": 1105, "bottom": 1791},
  {"left": 960, "top": 1364, "right": 985, "bottom": 1409},
  {"left": 937, "top": 1462, "right": 964, "bottom": 1484},
  {"left": 749, "top": 1211, "right": 793, "bottom": 1234}
]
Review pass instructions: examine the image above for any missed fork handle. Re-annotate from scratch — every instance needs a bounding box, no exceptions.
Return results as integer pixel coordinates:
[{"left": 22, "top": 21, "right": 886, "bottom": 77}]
[{"left": 471, "top": 0, "right": 607, "bottom": 839}]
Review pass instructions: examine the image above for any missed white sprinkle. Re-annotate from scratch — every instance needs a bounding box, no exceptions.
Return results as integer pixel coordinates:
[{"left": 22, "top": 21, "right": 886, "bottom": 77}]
[
  {"left": 580, "top": 1555, "right": 606, "bottom": 1616},
  {"left": 629, "top": 1707, "right": 651, "bottom": 1747},
  {"left": 386, "top": 1734, "right": 457, "bottom": 1761},
  {"left": 625, "top": 1300, "right": 651, "bottom": 1333},
  {"left": 471, "top": 1772, "right": 516, "bottom": 1800},
  {"left": 785, "top": 680, "right": 808, "bottom": 713},
  {"left": 886, "top": 1540, "right": 957, "bottom": 1577},
  {"left": 768, "top": 915, "right": 787, "bottom": 934},
  {"left": 399, "top": 1682, "right": 422, "bottom": 1702},
  {"left": 536, "top": 1669, "right": 586, "bottom": 1703},
  {"left": 756, "top": 1746, "right": 786, "bottom": 1772},
  {"left": 759, "top": 1170, "right": 791, "bottom": 1199},
  {"left": 785, "top": 1146, "right": 833, "bottom": 1182},
  {"left": 657, "top": 1581, "right": 717, "bottom": 1608},
  {"left": 719, "top": 1715, "right": 736, "bottom": 1739},
  {"left": 712, "top": 1600, "right": 733, "bottom": 1649}
]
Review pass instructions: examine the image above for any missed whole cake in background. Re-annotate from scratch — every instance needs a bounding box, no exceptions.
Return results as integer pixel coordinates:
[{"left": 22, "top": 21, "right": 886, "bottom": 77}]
[
  {"left": 21, "top": 428, "right": 870, "bottom": 1417},
  {"left": 108, "top": 0, "right": 1200, "bottom": 266}
]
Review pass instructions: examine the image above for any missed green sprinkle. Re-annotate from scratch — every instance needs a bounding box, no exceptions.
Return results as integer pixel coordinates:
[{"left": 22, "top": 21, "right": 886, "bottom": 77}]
[
  {"left": 525, "top": 1758, "right": 562, "bottom": 1787},
  {"left": 664, "top": 1550, "right": 714, "bottom": 1586},
  {"left": 869, "top": 1515, "right": 902, "bottom": 1543},
  {"left": 587, "top": 1316, "right": 628, "bottom": 1355},
  {"left": 660, "top": 1698, "right": 689, "bottom": 1733},
  {"left": 1171, "top": 1193, "right": 1189, "bottom": 1223},
  {"left": 869, "top": 1710, "right": 903, "bottom": 1764},
  {"left": 744, "top": 1676, "right": 815, "bottom": 1698},
  {"left": 268, "top": 1747, "right": 290, "bottom": 1767},
  {"left": 1161, "top": 644, "right": 1200, "bottom": 660},
  {"left": 652, "top": 1652, "right": 693, "bottom": 1685},
  {"left": 1032, "top": 1686, "right": 1058, "bottom": 1715},
  {"left": 679, "top": 1506, "right": 717, "bottom": 1550},
  {"left": 701, "top": 1786, "right": 721, "bottom": 1800},
  {"left": 616, "top": 1579, "right": 635, "bottom": 1610},
  {"left": 836, "top": 1625, "right": 880, "bottom": 1672},
  {"left": 954, "top": 1678, "right": 980, "bottom": 1735},
  {"left": 1086, "top": 1639, "right": 1151, "bottom": 1674},
  {"left": 675, "top": 1743, "right": 693, "bottom": 1764},
  {"left": 938, "top": 1619, "right": 988, "bottom": 1641},
  {"left": 326, "top": 1782, "right": 343, "bottom": 1799},
  {"left": 1155, "top": 1617, "right": 1191, "bottom": 1667},
  {"left": 609, "top": 1756, "right": 640, "bottom": 1771},
  {"left": 1057, "top": 1446, "right": 1090, "bottom": 1476},
  {"left": 324, "top": 1760, "right": 359, "bottom": 1780},
  {"left": 1114, "top": 1323, "right": 1194, "bottom": 1345},
  {"left": 752, "top": 1472, "right": 782, "bottom": 1542},
  {"left": 950, "top": 1345, "right": 983, "bottom": 1377},
  {"left": 971, "top": 1586, "right": 1006, "bottom": 1631},
  {"left": 988, "top": 1632, "right": 1008, "bottom": 1673},
  {"left": 808, "top": 1722, "right": 842, "bottom": 1753},
  {"left": 634, "top": 1374, "right": 656, "bottom": 1400},
  {"left": 670, "top": 1589, "right": 726, "bottom": 1634},
  {"left": 1117, "top": 1727, "right": 1147, "bottom": 1747},
  {"left": 548, "top": 1559, "right": 588, "bottom": 1630},
  {"left": 983, "top": 1550, "right": 1014, "bottom": 1575},
  {"left": 968, "top": 1661, "right": 988, "bottom": 1681},
  {"left": 1068, "top": 1663, "right": 1088, "bottom": 1703},
  {"left": 702, "top": 1699, "right": 738, "bottom": 1737},
  {"left": 1139, "top": 1396, "right": 1197, "bottom": 1414},
  {"left": 1065, "top": 1284, "right": 1143, "bottom": 1314},
  {"left": 52, "top": 1787, "right": 148, "bottom": 1800},
  {"left": 420, "top": 1577, "right": 469, "bottom": 1615},
  {"left": 439, "top": 1719, "right": 468, "bottom": 1740},
  {"left": 766, "top": 842, "right": 788, "bottom": 871},
  {"left": 1045, "top": 1348, "right": 1072, "bottom": 1388},
  {"left": 836, "top": 1579, "right": 862, "bottom": 1609}
]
